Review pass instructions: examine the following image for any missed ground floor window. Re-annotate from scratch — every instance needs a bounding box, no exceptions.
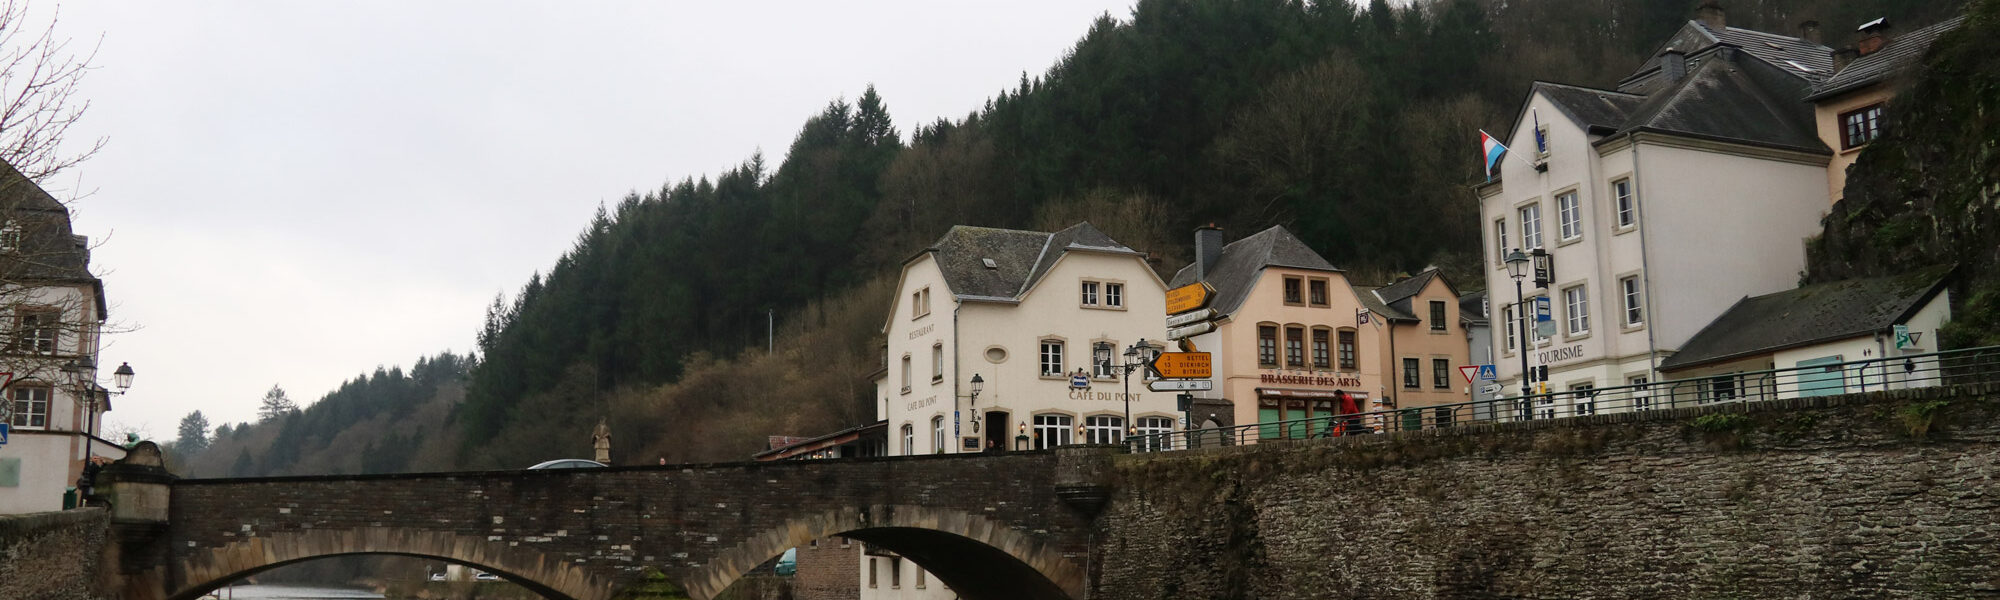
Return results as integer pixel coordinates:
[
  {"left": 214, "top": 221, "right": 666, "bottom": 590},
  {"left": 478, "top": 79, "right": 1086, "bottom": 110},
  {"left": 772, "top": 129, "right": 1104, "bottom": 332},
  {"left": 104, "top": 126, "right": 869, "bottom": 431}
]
[
  {"left": 1033, "top": 414, "right": 1072, "bottom": 449},
  {"left": 8, "top": 385, "right": 48, "bottom": 429},
  {"left": 1133, "top": 416, "right": 1174, "bottom": 450},
  {"left": 1083, "top": 415, "right": 1123, "bottom": 445},
  {"left": 1629, "top": 375, "right": 1652, "bottom": 410},
  {"left": 1570, "top": 383, "right": 1596, "bottom": 415}
]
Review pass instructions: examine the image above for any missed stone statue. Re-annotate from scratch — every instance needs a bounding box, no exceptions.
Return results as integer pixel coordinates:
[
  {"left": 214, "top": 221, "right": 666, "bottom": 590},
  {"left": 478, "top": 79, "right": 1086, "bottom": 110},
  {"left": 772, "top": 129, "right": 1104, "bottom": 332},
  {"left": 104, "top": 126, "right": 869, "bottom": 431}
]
[{"left": 592, "top": 418, "right": 612, "bottom": 464}]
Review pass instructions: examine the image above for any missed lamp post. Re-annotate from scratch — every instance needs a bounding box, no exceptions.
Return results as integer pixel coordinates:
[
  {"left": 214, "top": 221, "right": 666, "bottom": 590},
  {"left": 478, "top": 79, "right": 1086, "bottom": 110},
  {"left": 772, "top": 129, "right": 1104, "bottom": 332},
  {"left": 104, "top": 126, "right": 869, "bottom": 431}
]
[
  {"left": 1095, "top": 339, "right": 1158, "bottom": 446},
  {"left": 1504, "top": 249, "right": 1533, "bottom": 413},
  {"left": 66, "top": 358, "right": 134, "bottom": 499},
  {"left": 964, "top": 373, "right": 984, "bottom": 439}
]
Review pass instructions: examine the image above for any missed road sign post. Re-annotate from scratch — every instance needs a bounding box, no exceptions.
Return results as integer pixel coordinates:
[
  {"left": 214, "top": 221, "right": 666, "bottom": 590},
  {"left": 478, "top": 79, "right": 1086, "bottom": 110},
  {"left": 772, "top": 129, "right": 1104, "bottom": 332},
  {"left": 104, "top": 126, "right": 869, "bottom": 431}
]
[
  {"left": 1147, "top": 379, "right": 1214, "bottom": 392},
  {"left": 1165, "top": 282, "right": 1215, "bottom": 315},
  {"left": 1458, "top": 365, "right": 1480, "bottom": 384},
  {"left": 1149, "top": 352, "right": 1212, "bottom": 379}
]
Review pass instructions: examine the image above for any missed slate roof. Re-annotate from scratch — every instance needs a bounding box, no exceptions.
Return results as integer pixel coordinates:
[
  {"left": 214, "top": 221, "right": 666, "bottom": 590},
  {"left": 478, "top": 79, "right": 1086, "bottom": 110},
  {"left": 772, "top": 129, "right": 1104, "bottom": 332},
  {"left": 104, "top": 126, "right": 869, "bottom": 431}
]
[
  {"left": 1806, "top": 16, "right": 1967, "bottom": 101},
  {"left": 1658, "top": 267, "right": 1952, "bottom": 370},
  {"left": 922, "top": 222, "right": 1140, "bottom": 302},
  {"left": 0, "top": 162, "right": 96, "bottom": 284},
  {"left": 1168, "top": 225, "right": 1339, "bottom": 318},
  {"left": 1459, "top": 290, "right": 1489, "bottom": 324},
  {"left": 1624, "top": 21, "right": 1834, "bottom": 92},
  {"left": 1533, "top": 83, "right": 1646, "bottom": 135},
  {"left": 1355, "top": 286, "right": 1415, "bottom": 322},
  {"left": 1373, "top": 268, "right": 1463, "bottom": 317}
]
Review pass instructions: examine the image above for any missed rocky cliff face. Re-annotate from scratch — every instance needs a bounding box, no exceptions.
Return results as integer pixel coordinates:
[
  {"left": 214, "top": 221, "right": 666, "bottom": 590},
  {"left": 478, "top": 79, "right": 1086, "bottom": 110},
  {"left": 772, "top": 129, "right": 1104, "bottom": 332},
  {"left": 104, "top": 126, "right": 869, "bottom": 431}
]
[{"left": 1807, "top": 0, "right": 2000, "bottom": 346}]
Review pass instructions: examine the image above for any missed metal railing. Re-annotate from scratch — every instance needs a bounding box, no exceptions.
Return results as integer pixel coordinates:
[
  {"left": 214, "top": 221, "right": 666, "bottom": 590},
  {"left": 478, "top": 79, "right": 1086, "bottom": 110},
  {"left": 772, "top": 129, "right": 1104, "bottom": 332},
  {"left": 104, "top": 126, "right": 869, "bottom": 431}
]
[{"left": 1127, "top": 345, "right": 2000, "bottom": 452}]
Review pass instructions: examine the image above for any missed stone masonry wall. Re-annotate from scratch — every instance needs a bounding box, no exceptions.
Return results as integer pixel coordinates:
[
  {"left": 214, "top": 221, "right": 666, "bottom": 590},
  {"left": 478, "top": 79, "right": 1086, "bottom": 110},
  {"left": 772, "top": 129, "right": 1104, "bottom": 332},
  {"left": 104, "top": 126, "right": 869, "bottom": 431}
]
[
  {"left": 793, "top": 537, "right": 860, "bottom": 600},
  {"left": 0, "top": 508, "right": 112, "bottom": 600},
  {"left": 1097, "top": 384, "right": 2000, "bottom": 599}
]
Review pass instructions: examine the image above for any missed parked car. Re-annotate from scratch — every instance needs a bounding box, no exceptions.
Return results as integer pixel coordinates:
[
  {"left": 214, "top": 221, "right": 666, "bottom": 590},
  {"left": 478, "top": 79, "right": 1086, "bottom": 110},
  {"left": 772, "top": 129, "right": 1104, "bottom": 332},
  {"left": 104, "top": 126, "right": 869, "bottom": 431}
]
[
  {"left": 474, "top": 571, "right": 500, "bottom": 582},
  {"left": 526, "top": 459, "right": 607, "bottom": 470},
  {"left": 428, "top": 572, "right": 445, "bottom": 582},
  {"left": 774, "top": 548, "right": 797, "bottom": 576}
]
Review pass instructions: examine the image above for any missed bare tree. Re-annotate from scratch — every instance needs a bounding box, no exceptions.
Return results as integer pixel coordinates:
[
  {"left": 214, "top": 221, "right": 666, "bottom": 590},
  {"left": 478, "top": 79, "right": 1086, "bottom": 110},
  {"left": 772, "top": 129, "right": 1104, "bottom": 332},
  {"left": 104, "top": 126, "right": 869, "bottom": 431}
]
[{"left": 0, "top": 0, "right": 103, "bottom": 184}]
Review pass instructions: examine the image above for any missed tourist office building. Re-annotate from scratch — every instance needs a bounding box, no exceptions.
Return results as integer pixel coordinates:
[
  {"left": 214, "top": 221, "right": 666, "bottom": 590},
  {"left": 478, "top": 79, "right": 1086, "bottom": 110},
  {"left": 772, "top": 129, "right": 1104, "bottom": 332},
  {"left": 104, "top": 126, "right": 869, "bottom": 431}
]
[{"left": 1476, "top": 5, "right": 1841, "bottom": 409}]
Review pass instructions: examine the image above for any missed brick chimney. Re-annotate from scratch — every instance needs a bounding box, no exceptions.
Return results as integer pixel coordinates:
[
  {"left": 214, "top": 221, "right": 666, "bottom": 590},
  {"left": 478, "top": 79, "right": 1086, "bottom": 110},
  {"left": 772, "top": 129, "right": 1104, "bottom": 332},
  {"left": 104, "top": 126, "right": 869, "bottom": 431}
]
[
  {"left": 1799, "top": 20, "right": 1822, "bottom": 45},
  {"left": 1696, "top": 1, "right": 1726, "bottom": 31},
  {"left": 1856, "top": 18, "right": 1891, "bottom": 56},
  {"left": 1194, "top": 225, "right": 1224, "bottom": 282}
]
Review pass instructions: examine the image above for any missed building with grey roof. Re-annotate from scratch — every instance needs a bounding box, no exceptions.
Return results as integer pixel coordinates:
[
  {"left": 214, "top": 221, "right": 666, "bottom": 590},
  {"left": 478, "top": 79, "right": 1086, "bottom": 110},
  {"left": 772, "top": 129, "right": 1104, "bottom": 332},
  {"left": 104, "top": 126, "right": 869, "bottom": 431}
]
[
  {"left": 1806, "top": 15, "right": 1967, "bottom": 202},
  {"left": 1474, "top": 1, "right": 1846, "bottom": 416}
]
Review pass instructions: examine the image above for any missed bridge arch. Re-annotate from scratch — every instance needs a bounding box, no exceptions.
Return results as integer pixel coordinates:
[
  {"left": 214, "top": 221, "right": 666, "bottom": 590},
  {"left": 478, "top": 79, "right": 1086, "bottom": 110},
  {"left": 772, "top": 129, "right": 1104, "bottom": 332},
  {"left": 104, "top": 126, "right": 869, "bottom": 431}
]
[
  {"left": 694, "top": 505, "right": 1085, "bottom": 600},
  {"left": 166, "top": 527, "right": 627, "bottom": 600}
]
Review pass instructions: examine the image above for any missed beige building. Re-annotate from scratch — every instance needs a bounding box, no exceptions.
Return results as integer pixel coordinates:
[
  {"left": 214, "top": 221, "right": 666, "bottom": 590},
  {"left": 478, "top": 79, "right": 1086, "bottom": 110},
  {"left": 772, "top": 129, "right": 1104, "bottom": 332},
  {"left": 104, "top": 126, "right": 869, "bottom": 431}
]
[
  {"left": 1358, "top": 269, "right": 1475, "bottom": 424},
  {"left": 0, "top": 166, "right": 122, "bottom": 514},
  {"left": 1805, "top": 16, "right": 1967, "bottom": 202},
  {"left": 1475, "top": 3, "right": 1837, "bottom": 414}
]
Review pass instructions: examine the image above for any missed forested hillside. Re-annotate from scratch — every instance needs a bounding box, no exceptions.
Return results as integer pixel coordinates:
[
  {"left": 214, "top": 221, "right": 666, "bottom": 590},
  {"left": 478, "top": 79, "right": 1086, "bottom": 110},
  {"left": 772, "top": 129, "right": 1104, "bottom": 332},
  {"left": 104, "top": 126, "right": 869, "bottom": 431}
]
[{"left": 176, "top": 0, "right": 1965, "bottom": 477}]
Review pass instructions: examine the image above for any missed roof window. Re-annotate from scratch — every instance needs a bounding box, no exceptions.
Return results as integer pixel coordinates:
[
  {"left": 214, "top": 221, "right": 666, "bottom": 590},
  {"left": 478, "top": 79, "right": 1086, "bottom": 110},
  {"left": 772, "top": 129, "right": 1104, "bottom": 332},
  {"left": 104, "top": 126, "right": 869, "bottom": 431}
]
[
  {"left": 1784, "top": 59, "right": 1816, "bottom": 73},
  {"left": 981, "top": 258, "right": 998, "bottom": 269}
]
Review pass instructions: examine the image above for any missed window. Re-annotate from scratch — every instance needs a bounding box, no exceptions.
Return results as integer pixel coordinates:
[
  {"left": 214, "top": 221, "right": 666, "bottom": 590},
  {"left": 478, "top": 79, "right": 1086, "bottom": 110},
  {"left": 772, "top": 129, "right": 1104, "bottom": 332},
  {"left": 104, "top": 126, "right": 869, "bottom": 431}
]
[
  {"left": 911, "top": 287, "right": 930, "bottom": 319},
  {"left": 1258, "top": 325, "right": 1278, "bottom": 367},
  {"left": 8, "top": 385, "right": 47, "bottom": 429},
  {"left": 900, "top": 424, "right": 914, "bottom": 455},
  {"left": 1529, "top": 297, "right": 1551, "bottom": 344},
  {"left": 13, "top": 308, "right": 57, "bottom": 354},
  {"left": 1039, "top": 340, "right": 1064, "bottom": 376},
  {"left": 931, "top": 344, "right": 943, "bottom": 382},
  {"left": 1133, "top": 416, "right": 1173, "bottom": 451},
  {"left": 1033, "top": 413, "right": 1072, "bottom": 449},
  {"left": 0, "top": 220, "right": 18, "bottom": 253},
  {"left": 1308, "top": 279, "right": 1329, "bottom": 307},
  {"left": 1708, "top": 375, "right": 1739, "bottom": 402},
  {"left": 900, "top": 355, "right": 912, "bottom": 393},
  {"left": 1284, "top": 326, "right": 1305, "bottom": 367},
  {"left": 1841, "top": 104, "right": 1883, "bottom": 149},
  {"left": 1312, "top": 329, "right": 1331, "bottom": 369},
  {"left": 891, "top": 557, "right": 902, "bottom": 588},
  {"left": 916, "top": 567, "right": 926, "bottom": 589},
  {"left": 1105, "top": 283, "right": 1123, "bottom": 308},
  {"left": 1283, "top": 276, "right": 1304, "bottom": 304},
  {"left": 1433, "top": 358, "right": 1451, "bottom": 389},
  {"left": 1571, "top": 383, "right": 1596, "bottom": 415},
  {"left": 1630, "top": 375, "right": 1653, "bottom": 410},
  {"left": 1084, "top": 415, "right": 1123, "bottom": 445},
  {"left": 1621, "top": 276, "right": 1644, "bottom": 326},
  {"left": 1337, "top": 330, "right": 1357, "bottom": 369},
  {"left": 931, "top": 416, "right": 946, "bottom": 453},
  {"left": 1556, "top": 191, "right": 1581, "bottom": 241},
  {"left": 1612, "top": 179, "right": 1635, "bottom": 227},
  {"left": 1429, "top": 301, "right": 1447, "bottom": 331},
  {"left": 1502, "top": 305, "right": 1518, "bottom": 352},
  {"left": 1403, "top": 358, "right": 1420, "bottom": 388},
  {"left": 1093, "top": 341, "right": 1116, "bottom": 378},
  {"left": 1493, "top": 219, "right": 1509, "bottom": 265},
  {"left": 869, "top": 558, "right": 878, "bottom": 588},
  {"left": 1519, "top": 204, "right": 1543, "bottom": 249},
  {"left": 1080, "top": 281, "right": 1099, "bottom": 306},
  {"left": 1564, "top": 285, "right": 1589, "bottom": 335}
]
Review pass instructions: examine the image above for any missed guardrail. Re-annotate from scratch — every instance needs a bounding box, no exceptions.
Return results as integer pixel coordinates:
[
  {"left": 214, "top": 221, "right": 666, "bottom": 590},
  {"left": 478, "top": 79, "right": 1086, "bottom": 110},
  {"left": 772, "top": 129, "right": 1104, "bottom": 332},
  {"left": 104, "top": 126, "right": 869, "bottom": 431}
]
[{"left": 1127, "top": 345, "right": 2000, "bottom": 452}]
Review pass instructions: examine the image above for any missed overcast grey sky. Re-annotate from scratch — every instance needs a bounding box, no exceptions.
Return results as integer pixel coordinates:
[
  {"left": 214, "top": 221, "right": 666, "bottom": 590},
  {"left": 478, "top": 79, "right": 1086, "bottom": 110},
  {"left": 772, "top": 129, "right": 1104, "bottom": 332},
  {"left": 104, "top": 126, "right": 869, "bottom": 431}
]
[{"left": 45, "top": 1, "right": 1138, "bottom": 437}]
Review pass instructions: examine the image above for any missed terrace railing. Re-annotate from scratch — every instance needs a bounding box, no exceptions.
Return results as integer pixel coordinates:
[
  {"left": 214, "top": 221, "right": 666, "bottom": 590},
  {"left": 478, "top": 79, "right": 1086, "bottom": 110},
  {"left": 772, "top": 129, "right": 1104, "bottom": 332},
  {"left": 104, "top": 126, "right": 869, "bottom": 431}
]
[{"left": 1127, "top": 345, "right": 2000, "bottom": 453}]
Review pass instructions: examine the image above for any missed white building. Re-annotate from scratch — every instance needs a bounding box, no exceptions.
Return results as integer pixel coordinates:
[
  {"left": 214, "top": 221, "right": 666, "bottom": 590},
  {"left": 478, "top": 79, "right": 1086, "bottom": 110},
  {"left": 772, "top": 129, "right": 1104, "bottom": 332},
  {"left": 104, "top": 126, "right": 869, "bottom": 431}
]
[
  {"left": 0, "top": 165, "right": 120, "bottom": 514},
  {"left": 863, "top": 222, "right": 1173, "bottom": 599},
  {"left": 1476, "top": 3, "right": 1838, "bottom": 411}
]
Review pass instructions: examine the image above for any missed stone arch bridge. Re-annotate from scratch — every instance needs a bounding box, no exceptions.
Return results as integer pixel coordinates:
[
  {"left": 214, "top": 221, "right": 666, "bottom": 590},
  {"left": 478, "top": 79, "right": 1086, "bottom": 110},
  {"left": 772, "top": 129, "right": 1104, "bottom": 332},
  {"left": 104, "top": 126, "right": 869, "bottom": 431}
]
[{"left": 104, "top": 446, "right": 1113, "bottom": 600}]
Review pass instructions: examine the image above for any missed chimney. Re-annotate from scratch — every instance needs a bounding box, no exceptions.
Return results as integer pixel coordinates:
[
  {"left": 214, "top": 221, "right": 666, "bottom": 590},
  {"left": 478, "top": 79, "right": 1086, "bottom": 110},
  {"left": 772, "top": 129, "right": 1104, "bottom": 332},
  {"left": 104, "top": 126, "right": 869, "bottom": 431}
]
[
  {"left": 1831, "top": 47, "right": 1859, "bottom": 71},
  {"left": 1194, "top": 225, "right": 1224, "bottom": 282},
  {"left": 1856, "top": 18, "right": 1891, "bottom": 56},
  {"left": 1695, "top": 0, "right": 1726, "bottom": 31},
  {"left": 1661, "top": 49, "right": 1688, "bottom": 82},
  {"left": 1799, "top": 20, "right": 1821, "bottom": 45}
]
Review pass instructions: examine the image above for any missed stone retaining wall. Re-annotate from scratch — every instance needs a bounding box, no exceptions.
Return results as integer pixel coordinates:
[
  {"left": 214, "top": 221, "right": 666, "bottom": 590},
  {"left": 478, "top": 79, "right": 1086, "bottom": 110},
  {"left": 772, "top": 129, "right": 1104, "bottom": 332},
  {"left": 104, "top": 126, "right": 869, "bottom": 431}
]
[{"left": 0, "top": 508, "right": 112, "bottom": 600}]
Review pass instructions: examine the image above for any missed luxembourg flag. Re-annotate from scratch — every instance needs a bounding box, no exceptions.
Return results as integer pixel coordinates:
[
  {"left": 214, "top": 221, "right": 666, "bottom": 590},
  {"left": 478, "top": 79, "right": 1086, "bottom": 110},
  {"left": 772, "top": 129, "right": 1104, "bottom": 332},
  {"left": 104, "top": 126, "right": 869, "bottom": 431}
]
[{"left": 1480, "top": 130, "right": 1508, "bottom": 182}]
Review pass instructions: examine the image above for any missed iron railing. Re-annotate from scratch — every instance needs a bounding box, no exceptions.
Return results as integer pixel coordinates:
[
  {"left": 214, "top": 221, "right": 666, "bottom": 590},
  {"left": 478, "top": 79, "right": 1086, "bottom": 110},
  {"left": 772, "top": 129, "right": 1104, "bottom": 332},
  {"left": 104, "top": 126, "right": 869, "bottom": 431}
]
[{"left": 1127, "top": 345, "right": 2000, "bottom": 452}]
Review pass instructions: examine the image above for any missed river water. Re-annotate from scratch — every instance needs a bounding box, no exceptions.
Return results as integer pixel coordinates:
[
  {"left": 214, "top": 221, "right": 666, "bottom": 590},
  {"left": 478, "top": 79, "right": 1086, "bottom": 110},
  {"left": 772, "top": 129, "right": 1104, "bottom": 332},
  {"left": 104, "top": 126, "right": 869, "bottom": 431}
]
[{"left": 200, "top": 585, "right": 385, "bottom": 599}]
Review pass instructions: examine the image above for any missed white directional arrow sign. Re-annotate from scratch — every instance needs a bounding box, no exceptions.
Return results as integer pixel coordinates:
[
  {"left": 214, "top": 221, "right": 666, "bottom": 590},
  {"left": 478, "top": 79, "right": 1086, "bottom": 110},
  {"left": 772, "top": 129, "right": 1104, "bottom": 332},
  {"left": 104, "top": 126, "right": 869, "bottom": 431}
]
[{"left": 1147, "top": 379, "right": 1214, "bottom": 392}]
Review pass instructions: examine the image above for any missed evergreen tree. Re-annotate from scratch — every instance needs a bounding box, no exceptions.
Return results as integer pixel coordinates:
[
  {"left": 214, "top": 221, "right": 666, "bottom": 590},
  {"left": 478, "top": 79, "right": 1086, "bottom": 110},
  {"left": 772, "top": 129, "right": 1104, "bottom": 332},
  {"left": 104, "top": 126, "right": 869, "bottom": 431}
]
[
  {"left": 174, "top": 410, "right": 210, "bottom": 455},
  {"left": 257, "top": 385, "right": 297, "bottom": 421},
  {"left": 230, "top": 449, "right": 254, "bottom": 477}
]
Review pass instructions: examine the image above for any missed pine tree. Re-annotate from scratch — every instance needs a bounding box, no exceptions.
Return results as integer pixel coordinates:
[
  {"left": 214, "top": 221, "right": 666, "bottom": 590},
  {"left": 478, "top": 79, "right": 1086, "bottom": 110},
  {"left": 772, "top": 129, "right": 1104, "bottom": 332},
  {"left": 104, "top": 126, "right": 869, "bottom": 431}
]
[
  {"left": 230, "top": 449, "right": 254, "bottom": 477},
  {"left": 175, "top": 410, "right": 211, "bottom": 455},
  {"left": 257, "top": 385, "right": 297, "bottom": 421}
]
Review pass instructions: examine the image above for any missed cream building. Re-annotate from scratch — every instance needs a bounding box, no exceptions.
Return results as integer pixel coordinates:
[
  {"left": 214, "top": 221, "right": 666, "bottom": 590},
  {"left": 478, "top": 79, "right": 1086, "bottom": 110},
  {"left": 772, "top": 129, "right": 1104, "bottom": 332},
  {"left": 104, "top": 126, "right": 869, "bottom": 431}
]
[
  {"left": 1805, "top": 16, "right": 1967, "bottom": 202},
  {"left": 0, "top": 166, "right": 121, "bottom": 514},
  {"left": 863, "top": 222, "right": 1172, "bottom": 600},
  {"left": 1475, "top": 3, "right": 1837, "bottom": 414}
]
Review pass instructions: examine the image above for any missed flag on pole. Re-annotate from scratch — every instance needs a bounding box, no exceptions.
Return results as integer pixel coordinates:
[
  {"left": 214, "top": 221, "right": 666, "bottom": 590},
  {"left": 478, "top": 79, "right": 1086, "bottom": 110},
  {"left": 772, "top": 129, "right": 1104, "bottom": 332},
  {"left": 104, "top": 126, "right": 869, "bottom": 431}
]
[
  {"left": 1480, "top": 130, "right": 1508, "bottom": 181},
  {"left": 1532, "top": 108, "right": 1548, "bottom": 155}
]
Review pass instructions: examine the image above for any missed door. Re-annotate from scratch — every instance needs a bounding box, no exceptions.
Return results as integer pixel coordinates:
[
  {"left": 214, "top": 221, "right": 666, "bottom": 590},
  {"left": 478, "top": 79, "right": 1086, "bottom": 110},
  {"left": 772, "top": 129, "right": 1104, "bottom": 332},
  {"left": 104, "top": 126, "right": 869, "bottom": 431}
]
[
  {"left": 1796, "top": 356, "right": 1846, "bottom": 397},
  {"left": 984, "top": 411, "right": 1010, "bottom": 451}
]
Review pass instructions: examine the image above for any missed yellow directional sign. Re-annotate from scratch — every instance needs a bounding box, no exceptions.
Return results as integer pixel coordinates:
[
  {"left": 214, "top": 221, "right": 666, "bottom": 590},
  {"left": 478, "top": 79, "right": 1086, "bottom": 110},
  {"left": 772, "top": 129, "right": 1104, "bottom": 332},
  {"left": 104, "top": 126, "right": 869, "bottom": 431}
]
[
  {"left": 1150, "top": 352, "right": 1212, "bottom": 379},
  {"left": 1165, "top": 282, "right": 1215, "bottom": 315}
]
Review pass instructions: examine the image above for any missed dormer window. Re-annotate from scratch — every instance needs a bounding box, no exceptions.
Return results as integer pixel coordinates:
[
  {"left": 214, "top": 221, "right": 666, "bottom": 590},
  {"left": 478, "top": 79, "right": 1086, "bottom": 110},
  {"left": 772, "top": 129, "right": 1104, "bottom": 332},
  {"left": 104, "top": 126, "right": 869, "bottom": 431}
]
[{"left": 0, "top": 220, "right": 19, "bottom": 253}]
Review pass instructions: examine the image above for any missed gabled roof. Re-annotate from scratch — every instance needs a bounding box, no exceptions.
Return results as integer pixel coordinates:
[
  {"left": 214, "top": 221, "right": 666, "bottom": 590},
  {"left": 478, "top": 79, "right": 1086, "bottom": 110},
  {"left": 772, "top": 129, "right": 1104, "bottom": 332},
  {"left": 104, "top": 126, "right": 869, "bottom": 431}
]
[
  {"left": 1610, "top": 49, "right": 1828, "bottom": 153},
  {"left": 1623, "top": 20, "right": 1833, "bottom": 93},
  {"left": 0, "top": 162, "right": 101, "bottom": 313},
  {"left": 1459, "top": 290, "right": 1489, "bottom": 324},
  {"left": 1354, "top": 286, "right": 1415, "bottom": 322},
  {"left": 1532, "top": 82, "right": 1647, "bottom": 135},
  {"left": 1168, "top": 225, "right": 1339, "bottom": 318},
  {"left": 920, "top": 222, "right": 1140, "bottom": 303},
  {"left": 1806, "top": 16, "right": 1967, "bottom": 101},
  {"left": 1372, "top": 268, "right": 1461, "bottom": 316},
  {"left": 1658, "top": 267, "right": 1952, "bottom": 371}
]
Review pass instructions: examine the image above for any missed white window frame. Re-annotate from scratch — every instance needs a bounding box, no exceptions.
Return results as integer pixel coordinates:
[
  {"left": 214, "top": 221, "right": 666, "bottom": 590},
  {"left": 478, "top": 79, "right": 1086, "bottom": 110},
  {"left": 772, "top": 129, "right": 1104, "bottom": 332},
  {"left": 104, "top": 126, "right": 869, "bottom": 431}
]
[
  {"left": 1033, "top": 413, "right": 1073, "bottom": 449},
  {"left": 911, "top": 287, "right": 930, "bottom": 319},
  {"left": 1092, "top": 339, "right": 1117, "bottom": 379},
  {"left": 1105, "top": 282, "right": 1123, "bottom": 308},
  {"left": 1080, "top": 281, "right": 1099, "bottom": 306},
  {"left": 14, "top": 308, "right": 58, "bottom": 355},
  {"left": 1493, "top": 218, "right": 1509, "bottom": 266},
  {"left": 1519, "top": 203, "right": 1543, "bottom": 250},
  {"left": 1563, "top": 284, "right": 1590, "bottom": 336},
  {"left": 1612, "top": 179, "right": 1635, "bottom": 228},
  {"left": 0, "top": 220, "right": 19, "bottom": 253},
  {"left": 1620, "top": 276, "right": 1644, "bottom": 327},
  {"left": 931, "top": 416, "right": 946, "bottom": 453},
  {"left": 931, "top": 343, "right": 944, "bottom": 382},
  {"left": 900, "top": 354, "right": 912, "bottom": 394},
  {"left": 1083, "top": 415, "right": 1123, "bottom": 445},
  {"left": 8, "top": 385, "right": 49, "bottom": 429},
  {"left": 1039, "top": 340, "right": 1064, "bottom": 377},
  {"left": 900, "top": 424, "right": 914, "bottom": 455},
  {"left": 1502, "top": 305, "right": 1518, "bottom": 353},
  {"left": 1556, "top": 191, "right": 1581, "bottom": 242},
  {"left": 1133, "top": 416, "right": 1173, "bottom": 451},
  {"left": 1628, "top": 375, "right": 1653, "bottom": 410}
]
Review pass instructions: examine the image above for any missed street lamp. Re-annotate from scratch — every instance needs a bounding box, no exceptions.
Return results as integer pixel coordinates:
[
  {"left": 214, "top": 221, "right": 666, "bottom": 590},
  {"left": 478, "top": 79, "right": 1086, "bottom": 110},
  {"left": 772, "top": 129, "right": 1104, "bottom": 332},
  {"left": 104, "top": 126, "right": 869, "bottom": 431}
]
[
  {"left": 1096, "top": 339, "right": 1158, "bottom": 446},
  {"left": 1504, "top": 249, "right": 1533, "bottom": 411},
  {"left": 66, "top": 358, "right": 133, "bottom": 500},
  {"left": 965, "top": 374, "right": 984, "bottom": 434}
]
